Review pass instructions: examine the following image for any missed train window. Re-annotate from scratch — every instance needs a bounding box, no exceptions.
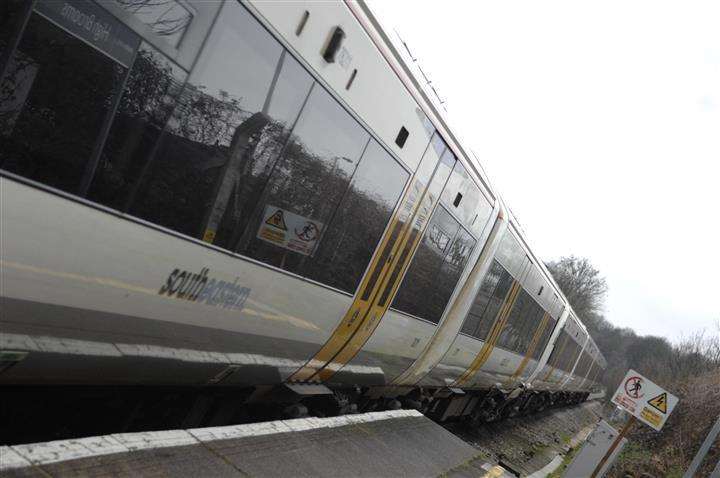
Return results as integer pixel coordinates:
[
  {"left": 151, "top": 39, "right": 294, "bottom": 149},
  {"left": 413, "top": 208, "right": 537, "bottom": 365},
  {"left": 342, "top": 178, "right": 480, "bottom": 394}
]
[
  {"left": 440, "top": 161, "right": 492, "bottom": 236},
  {"left": 392, "top": 206, "right": 460, "bottom": 322},
  {"left": 563, "top": 340, "right": 582, "bottom": 373},
  {"left": 464, "top": 261, "right": 514, "bottom": 340},
  {"left": 495, "top": 230, "right": 525, "bottom": 278},
  {"left": 372, "top": 134, "right": 451, "bottom": 305},
  {"left": 238, "top": 84, "right": 370, "bottom": 274},
  {"left": 392, "top": 205, "right": 475, "bottom": 324},
  {"left": 300, "top": 139, "right": 409, "bottom": 293},
  {"left": 557, "top": 337, "right": 572, "bottom": 372},
  {"left": 122, "top": 1, "right": 312, "bottom": 240},
  {"left": 88, "top": 43, "right": 187, "bottom": 208},
  {"left": 546, "top": 330, "right": 567, "bottom": 368},
  {"left": 533, "top": 316, "right": 556, "bottom": 360},
  {"left": 0, "top": 1, "right": 26, "bottom": 54},
  {"left": 460, "top": 261, "right": 501, "bottom": 336},
  {"left": 497, "top": 289, "right": 532, "bottom": 353},
  {"left": 435, "top": 226, "right": 475, "bottom": 316},
  {"left": 0, "top": 10, "right": 128, "bottom": 194}
]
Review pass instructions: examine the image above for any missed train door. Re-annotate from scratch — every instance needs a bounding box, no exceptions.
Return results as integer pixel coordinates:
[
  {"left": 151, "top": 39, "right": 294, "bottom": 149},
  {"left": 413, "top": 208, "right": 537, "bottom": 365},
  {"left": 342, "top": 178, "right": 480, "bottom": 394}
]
[
  {"left": 289, "top": 133, "right": 455, "bottom": 382},
  {"left": 450, "top": 255, "right": 532, "bottom": 388}
]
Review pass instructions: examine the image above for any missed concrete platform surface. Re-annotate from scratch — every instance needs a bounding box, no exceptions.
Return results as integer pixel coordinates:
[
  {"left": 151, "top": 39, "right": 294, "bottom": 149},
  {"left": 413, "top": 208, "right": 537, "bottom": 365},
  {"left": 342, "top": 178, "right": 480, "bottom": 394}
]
[{"left": 0, "top": 410, "right": 489, "bottom": 478}]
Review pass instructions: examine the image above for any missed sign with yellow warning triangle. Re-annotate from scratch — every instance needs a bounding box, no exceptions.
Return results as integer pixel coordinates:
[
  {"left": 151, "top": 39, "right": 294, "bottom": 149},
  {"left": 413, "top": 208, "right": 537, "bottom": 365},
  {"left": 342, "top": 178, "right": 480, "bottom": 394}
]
[
  {"left": 647, "top": 392, "right": 668, "bottom": 414},
  {"left": 612, "top": 369, "right": 679, "bottom": 431},
  {"left": 257, "top": 205, "right": 324, "bottom": 256},
  {"left": 264, "top": 209, "right": 287, "bottom": 230}
]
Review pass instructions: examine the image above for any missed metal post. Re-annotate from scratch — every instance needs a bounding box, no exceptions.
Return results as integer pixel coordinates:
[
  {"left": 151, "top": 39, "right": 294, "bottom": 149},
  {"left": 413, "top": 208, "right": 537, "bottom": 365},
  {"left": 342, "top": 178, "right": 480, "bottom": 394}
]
[
  {"left": 711, "top": 457, "right": 720, "bottom": 478},
  {"left": 683, "top": 416, "right": 720, "bottom": 478},
  {"left": 590, "top": 415, "right": 636, "bottom": 478}
]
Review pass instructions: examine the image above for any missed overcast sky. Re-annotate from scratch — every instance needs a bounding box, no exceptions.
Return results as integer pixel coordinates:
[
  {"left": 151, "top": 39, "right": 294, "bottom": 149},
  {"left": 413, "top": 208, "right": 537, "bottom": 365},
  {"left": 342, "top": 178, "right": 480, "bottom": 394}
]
[{"left": 368, "top": 0, "right": 720, "bottom": 341}]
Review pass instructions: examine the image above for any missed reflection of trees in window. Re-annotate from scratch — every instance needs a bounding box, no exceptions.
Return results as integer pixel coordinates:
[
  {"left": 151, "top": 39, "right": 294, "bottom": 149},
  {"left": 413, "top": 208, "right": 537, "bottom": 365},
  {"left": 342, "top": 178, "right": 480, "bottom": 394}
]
[
  {"left": 497, "top": 288, "right": 549, "bottom": 355},
  {"left": 533, "top": 317, "right": 556, "bottom": 360},
  {"left": 89, "top": 44, "right": 186, "bottom": 208},
  {"left": 461, "top": 261, "right": 504, "bottom": 337},
  {"left": 1, "top": 0, "right": 411, "bottom": 297},
  {"left": 237, "top": 86, "right": 372, "bottom": 278},
  {"left": 0, "top": 13, "right": 124, "bottom": 193},
  {"left": 301, "top": 140, "right": 409, "bottom": 293},
  {"left": 559, "top": 338, "right": 581, "bottom": 373},
  {"left": 114, "top": 0, "right": 193, "bottom": 47},
  {"left": 0, "top": 0, "right": 26, "bottom": 64},
  {"left": 392, "top": 206, "right": 476, "bottom": 324}
]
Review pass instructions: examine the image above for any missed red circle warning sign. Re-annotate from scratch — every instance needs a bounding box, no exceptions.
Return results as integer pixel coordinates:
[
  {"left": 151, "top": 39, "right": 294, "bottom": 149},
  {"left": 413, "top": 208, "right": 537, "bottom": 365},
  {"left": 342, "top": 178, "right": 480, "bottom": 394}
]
[{"left": 624, "top": 376, "right": 645, "bottom": 399}]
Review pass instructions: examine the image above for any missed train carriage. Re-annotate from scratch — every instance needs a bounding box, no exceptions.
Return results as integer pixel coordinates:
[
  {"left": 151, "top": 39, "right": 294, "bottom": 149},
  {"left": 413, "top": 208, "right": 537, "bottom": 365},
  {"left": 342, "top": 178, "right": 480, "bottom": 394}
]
[{"left": 0, "top": 0, "right": 605, "bottom": 442}]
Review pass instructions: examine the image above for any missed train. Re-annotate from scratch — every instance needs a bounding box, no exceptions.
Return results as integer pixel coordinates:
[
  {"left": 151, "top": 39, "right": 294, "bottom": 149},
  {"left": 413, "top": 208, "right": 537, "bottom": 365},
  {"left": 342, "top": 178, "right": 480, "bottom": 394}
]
[{"left": 0, "top": 0, "right": 606, "bottom": 443}]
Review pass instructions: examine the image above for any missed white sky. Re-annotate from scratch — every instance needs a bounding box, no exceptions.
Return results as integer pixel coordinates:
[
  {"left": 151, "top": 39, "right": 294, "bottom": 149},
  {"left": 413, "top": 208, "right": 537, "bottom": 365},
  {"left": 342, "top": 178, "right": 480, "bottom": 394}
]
[{"left": 368, "top": 0, "right": 720, "bottom": 341}]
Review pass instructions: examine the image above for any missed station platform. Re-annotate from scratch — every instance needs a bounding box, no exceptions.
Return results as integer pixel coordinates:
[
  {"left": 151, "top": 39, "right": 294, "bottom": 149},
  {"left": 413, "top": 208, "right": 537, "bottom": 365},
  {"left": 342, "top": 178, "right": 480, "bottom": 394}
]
[{"left": 0, "top": 410, "right": 511, "bottom": 477}]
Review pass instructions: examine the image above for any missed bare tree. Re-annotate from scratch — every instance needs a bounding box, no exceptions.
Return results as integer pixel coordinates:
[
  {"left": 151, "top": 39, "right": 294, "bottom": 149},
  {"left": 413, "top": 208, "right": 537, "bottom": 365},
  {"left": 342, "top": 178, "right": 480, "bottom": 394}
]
[{"left": 546, "top": 256, "right": 608, "bottom": 320}]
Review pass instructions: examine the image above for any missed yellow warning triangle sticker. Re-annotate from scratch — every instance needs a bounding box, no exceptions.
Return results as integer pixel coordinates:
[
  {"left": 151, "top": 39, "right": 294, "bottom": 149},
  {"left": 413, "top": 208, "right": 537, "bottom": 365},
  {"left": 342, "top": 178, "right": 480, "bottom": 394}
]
[
  {"left": 648, "top": 392, "right": 667, "bottom": 414},
  {"left": 265, "top": 209, "right": 287, "bottom": 230}
]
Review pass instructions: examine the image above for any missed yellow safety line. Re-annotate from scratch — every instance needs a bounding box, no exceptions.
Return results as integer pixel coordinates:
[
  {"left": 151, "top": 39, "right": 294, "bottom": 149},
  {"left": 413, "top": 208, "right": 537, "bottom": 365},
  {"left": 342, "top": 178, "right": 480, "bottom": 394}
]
[
  {"left": 289, "top": 175, "right": 433, "bottom": 382},
  {"left": 505, "top": 312, "right": 550, "bottom": 386},
  {"left": 452, "top": 280, "right": 522, "bottom": 387}
]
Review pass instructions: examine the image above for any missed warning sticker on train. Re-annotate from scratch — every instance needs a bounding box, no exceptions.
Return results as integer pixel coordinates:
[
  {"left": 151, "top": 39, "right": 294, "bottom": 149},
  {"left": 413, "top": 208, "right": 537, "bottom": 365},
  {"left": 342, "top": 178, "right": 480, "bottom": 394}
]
[
  {"left": 611, "top": 369, "right": 679, "bottom": 431},
  {"left": 257, "top": 205, "right": 324, "bottom": 256}
]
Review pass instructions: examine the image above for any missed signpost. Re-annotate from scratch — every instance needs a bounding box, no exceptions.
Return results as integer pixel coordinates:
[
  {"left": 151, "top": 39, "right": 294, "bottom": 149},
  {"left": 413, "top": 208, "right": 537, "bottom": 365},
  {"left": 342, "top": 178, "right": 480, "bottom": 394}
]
[
  {"left": 611, "top": 369, "right": 679, "bottom": 431},
  {"left": 588, "top": 369, "right": 679, "bottom": 478}
]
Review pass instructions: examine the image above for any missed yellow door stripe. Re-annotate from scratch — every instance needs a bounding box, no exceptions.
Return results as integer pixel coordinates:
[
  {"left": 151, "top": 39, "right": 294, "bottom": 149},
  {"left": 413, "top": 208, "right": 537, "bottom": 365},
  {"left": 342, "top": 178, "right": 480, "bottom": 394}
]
[
  {"left": 313, "top": 209, "right": 430, "bottom": 381},
  {"left": 452, "top": 280, "right": 522, "bottom": 387},
  {"left": 505, "top": 312, "right": 550, "bottom": 386},
  {"left": 289, "top": 173, "right": 437, "bottom": 382}
]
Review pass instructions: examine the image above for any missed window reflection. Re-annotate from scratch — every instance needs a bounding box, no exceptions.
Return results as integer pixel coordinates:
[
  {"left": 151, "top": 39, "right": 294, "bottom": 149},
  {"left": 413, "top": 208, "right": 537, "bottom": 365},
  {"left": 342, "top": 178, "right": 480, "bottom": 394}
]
[
  {"left": 376, "top": 139, "right": 452, "bottom": 306},
  {"left": 392, "top": 205, "right": 475, "bottom": 324},
  {"left": 301, "top": 140, "right": 409, "bottom": 293},
  {"left": 0, "top": 1, "right": 26, "bottom": 56},
  {"left": 88, "top": 43, "right": 187, "bottom": 207},
  {"left": 114, "top": 0, "right": 193, "bottom": 48},
  {"left": 461, "top": 260, "right": 506, "bottom": 338},
  {"left": 239, "top": 85, "right": 370, "bottom": 274},
  {"left": 495, "top": 231, "right": 525, "bottom": 277},
  {"left": 0, "top": 12, "right": 125, "bottom": 194},
  {"left": 1, "top": 0, "right": 413, "bottom": 298},
  {"left": 124, "top": 2, "right": 309, "bottom": 239},
  {"left": 533, "top": 317, "right": 556, "bottom": 360}
]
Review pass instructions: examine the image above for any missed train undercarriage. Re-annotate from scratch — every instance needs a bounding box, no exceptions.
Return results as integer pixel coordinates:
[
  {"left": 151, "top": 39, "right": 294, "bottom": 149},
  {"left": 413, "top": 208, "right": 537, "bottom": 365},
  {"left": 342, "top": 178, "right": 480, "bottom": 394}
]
[{"left": 0, "top": 383, "right": 590, "bottom": 446}]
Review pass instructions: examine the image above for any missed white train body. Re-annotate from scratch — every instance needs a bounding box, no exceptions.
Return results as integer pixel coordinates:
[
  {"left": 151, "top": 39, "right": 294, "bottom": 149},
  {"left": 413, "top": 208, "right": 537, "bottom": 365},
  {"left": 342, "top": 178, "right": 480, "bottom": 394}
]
[{"left": 0, "top": 0, "right": 605, "bottom": 434}]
